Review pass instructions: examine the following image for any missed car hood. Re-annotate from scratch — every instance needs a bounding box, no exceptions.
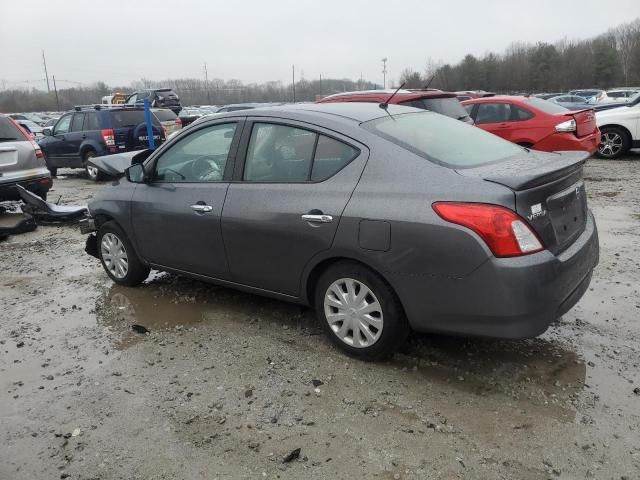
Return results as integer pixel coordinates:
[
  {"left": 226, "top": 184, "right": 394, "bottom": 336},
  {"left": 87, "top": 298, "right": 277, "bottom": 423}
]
[{"left": 87, "top": 150, "right": 146, "bottom": 177}]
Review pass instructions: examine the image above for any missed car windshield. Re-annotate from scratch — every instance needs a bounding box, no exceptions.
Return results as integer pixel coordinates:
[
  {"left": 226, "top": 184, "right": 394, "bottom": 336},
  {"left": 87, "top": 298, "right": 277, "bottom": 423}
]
[
  {"left": 362, "top": 111, "right": 524, "bottom": 168},
  {"left": 0, "top": 116, "right": 23, "bottom": 141},
  {"left": 524, "top": 97, "right": 568, "bottom": 114},
  {"left": 399, "top": 97, "right": 470, "bottom": 120},
  {"left": 627, "top": 92, "right": 640, "bottom": 105}
]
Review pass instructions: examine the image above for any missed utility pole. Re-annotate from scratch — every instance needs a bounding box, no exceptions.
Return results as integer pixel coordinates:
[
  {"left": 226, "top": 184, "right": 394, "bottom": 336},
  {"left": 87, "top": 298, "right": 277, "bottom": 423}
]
[
  {"left": 292, "top": 65, "right": 296, "bottom": 103},
  {"left": 381, "top": 57, "right": 388, "bottom": 89},
  {"left": 42, "top": 50, "right": 51, "bottom": 93},
  {"left": 52, "top": 75, "right": 60, "bottom": 111},
  {"left": 319, "top": 74, "right": 322, "bottom": 98},
  {"left": 203, "top": 62, "right": 211, "bottom": 104}
]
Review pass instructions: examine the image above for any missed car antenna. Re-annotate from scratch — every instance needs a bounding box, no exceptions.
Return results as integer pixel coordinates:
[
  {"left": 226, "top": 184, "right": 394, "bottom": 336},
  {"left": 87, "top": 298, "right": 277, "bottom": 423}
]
[
  {"left": 380, "top": 82, "right": 406, "bottom": 110},
  {"left": 422, "top": 72, "right": 437, "bottom": 90}
]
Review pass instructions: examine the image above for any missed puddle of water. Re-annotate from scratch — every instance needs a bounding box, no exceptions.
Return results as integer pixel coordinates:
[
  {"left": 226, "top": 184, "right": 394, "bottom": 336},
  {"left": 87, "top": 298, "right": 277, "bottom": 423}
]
[{"left": 95, "top": 273, "right": 314, "bottom": 349}]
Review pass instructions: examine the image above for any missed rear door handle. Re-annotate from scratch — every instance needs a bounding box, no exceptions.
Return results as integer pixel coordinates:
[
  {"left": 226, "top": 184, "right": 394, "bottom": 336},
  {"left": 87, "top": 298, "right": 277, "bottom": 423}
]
[
  {"left": 191, "top": 204, "right": 213, "bottom": 213},
  {"left": 302, "top": 214, "right": 333, "bottom": 223}
]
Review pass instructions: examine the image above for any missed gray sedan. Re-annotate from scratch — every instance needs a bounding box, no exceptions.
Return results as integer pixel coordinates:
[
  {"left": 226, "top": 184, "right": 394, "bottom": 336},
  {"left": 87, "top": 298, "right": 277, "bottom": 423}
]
[{"left": 83, "top": 103, "right": 599, "bottom": 359}]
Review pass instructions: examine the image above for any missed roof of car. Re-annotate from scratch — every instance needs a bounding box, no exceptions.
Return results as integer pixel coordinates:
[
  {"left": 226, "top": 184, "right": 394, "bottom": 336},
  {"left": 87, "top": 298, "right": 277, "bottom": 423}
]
[
  {"left": 208, "top": 102, "right": 422, "bottom": 124},
  {"left": 318, "top": 89, "right": 455, "bottom": 103}
]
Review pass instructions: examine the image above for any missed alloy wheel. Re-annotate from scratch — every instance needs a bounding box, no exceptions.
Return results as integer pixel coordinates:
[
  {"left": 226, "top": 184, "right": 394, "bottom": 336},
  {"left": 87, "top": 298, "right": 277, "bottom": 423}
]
[
  {"left": 599, "top": 132, "right": 623, "bottom": 157},
  {"left": 101, "top": 233, "right": 129, "bottom": 279},
  {"left": 323, "top": 278, "right": 383, "bottom": 348}
]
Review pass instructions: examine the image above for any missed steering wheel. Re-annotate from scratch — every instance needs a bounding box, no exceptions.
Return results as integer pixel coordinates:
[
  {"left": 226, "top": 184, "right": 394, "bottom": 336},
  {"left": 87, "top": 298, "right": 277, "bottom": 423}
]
[{"left": 191, "top": 156, "right": 222, "bottom": 181}]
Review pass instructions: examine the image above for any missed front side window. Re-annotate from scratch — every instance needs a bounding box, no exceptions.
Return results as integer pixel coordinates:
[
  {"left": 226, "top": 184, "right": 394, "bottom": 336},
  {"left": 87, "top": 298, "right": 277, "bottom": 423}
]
[
  {"left": 71, "top": 113, "right": 85, "bottom": 132},
  {"left": 153, "top": 123, "right": 236, "bottom": 182},
  {"left": 362, "top": 111, "right": 524, "bottom": 168},
  {"left": 54, "top": 114, "right": 72, "bottom": 135}
]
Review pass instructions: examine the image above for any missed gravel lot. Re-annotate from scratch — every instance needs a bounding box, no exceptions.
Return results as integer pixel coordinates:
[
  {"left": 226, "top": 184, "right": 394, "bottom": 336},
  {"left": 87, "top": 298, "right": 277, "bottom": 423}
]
[{"left": 1, "top": 155, "right": 639, "bottom": 480}]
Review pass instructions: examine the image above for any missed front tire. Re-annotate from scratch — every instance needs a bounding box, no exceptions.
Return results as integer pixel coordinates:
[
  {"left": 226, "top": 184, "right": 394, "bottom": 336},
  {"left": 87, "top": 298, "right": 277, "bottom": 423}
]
[
  {"left": 597, "top": 127, "right": 630, "bottom": 159},
  {"left": 314, "top": 261, "right": 409, "bottom": 360},
  {"left": 84, "top": 150, "right": 103, "bottom": 181},
  {"left": 97, "top": 221, "right": 149, "bottom": 286}
]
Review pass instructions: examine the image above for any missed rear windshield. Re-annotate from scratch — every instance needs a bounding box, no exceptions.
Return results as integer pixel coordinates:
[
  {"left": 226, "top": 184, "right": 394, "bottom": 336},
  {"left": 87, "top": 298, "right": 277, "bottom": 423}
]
[
  {"left": 524, "top": 97, "right": 568, "bottom": 114},
  {"left": 153, "top": 109, "right": 177, "bottom": 121},
  {"left": 399, "top": 97, "right": 470, "bottom": 120},
  {"left": 362, "top": 111, "right": 524, "bottom": 168},
  {"left": 0, "top": 116, "right": 24, "bottom": 141},
  {"left": 109, "top": 110, "right": 160, "bottom": 128}
]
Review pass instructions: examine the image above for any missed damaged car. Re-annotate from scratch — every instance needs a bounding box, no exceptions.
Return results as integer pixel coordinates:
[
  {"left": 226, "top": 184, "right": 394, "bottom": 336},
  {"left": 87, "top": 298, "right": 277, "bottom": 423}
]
[{"left": 82, "top": 103, "right": 599, "bottom": 359}]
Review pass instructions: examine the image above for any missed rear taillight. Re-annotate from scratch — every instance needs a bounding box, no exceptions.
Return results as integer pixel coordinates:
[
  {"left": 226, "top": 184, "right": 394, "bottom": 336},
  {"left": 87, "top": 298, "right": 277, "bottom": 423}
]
[
  {"left": 31, "top": 141, "right": 45, "bottom": 161},
  {"left": 101, "top": 128, "right": 115, "bottom": 146},
  {"left": 555, "top": 119, "right": 576, "bottom": 132},
  {"left": 433, "top": 202, "right": 543, "bottom": 257},
  {"left": 175, "top": 118, "right": 182, "bottom": 128},
  {"left": 101, "top": 129, "right": 117, "bottom": 152}
]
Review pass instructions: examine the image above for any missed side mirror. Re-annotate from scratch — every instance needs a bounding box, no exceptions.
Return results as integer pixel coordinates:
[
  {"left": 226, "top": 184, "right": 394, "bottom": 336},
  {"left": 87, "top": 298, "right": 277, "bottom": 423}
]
[
  {"left": 43, "top": 127, "right": 52, "bottom": 136},
  {"left": 126, "top": 163, "right": 146, "bottom": 183}
]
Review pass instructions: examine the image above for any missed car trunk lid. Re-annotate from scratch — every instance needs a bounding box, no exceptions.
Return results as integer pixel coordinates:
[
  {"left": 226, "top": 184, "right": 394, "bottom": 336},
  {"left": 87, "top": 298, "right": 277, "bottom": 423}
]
[
  {"left": 456, "top": 150, "right": 590, "bottom": 254},
  {"left": 559, "top": 108, "right": 597, "bottom": 137}
]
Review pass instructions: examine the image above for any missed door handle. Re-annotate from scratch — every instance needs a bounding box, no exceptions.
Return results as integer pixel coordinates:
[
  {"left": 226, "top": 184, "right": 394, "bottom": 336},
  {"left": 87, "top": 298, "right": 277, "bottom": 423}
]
[
  {"left": 302, "top": 214, "right": 333, "bottom": 223},
  {"left": 81, "top": 134, "right": 87, "bottom": 139},
  {"left": 191, "top": 204, "right": 213, "bottom": 213}
]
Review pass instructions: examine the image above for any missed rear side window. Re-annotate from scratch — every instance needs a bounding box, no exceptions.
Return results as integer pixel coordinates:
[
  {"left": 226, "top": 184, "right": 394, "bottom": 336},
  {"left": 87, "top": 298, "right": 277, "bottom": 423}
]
[
  {"left": 71, "top": 113, "right": 85, "bottom": 132},
  {"left": 244, "top": 124, "right": 315, "bottom": 182},
  {"left": 244, "top": 123, "right": 358, "bottom": 182},
  {"left": 512, "top": 106, "right": 533, "bottom": 120},
  {"left": 475, "top": 103, "right": 511, "bottom": 124},
  {"left": 0, "top": 117, "right": 24, "bottom": 141},
  {"left": 86, "top": 113, "right": 100, "bottom": 131},
  {"left": 362, "top": 111, "right": 524, "bottom": 168},
  {"left": 311, "top": 136, "right": 358, "bottom": 181}
]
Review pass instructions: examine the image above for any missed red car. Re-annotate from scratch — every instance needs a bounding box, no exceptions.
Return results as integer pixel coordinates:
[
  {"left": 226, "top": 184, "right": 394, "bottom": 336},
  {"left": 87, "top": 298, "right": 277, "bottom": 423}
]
[
  {"left": 317, "top": 89, "right": 473, "bottom": 124},
  {"left": 462, "top": 96, "right": 599, "bottom": 153}
]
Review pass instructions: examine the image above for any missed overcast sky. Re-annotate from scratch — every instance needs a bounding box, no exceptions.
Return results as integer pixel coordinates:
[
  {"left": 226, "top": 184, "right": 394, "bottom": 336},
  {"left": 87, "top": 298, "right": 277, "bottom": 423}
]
[{"left": 1, "top": 0, "right": 639, "bottom": 89}]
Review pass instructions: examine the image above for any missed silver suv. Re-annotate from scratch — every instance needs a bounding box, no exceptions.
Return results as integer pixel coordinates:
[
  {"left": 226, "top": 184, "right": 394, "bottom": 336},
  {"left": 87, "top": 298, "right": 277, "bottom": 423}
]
[{"left": 0, "top": 115, "right": 52, "bottom": 201}]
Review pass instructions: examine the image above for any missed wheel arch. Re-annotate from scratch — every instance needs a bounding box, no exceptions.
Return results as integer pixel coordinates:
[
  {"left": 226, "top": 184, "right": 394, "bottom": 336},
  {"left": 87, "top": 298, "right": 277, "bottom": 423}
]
[
  {"left": 599, "top": 123, "right": 633, "bottom": 142},
  {"left": 302, "top": 255, "right": 403, "bottom": 312}
]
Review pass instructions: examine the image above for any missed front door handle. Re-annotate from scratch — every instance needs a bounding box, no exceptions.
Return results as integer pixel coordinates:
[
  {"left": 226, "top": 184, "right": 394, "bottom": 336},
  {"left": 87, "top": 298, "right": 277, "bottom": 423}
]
[
  {"left": 191, "top": 204, "right": 213, "bottom": 213},
  {"left": 302, "top": 214, "right": 333, "bottom": 223}
]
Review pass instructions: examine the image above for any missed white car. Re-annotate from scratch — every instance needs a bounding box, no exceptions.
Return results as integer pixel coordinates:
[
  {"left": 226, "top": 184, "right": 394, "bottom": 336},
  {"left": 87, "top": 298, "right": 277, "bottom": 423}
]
[
  {"left": 603, "top": 89, "right": 639, "bottom": 104},
  {"left": 595, "top": 92, "right": 640, "bottom": 158}
]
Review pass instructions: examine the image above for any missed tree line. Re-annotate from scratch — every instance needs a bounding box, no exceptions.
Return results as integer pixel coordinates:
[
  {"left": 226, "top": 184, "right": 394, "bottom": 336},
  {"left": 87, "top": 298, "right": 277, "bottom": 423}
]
[
  {"left": 2, "top": 18, "right": 639, "bottom": 113},
  {"left": 402, "top": 18, "right": 640, "bottom": 92}
]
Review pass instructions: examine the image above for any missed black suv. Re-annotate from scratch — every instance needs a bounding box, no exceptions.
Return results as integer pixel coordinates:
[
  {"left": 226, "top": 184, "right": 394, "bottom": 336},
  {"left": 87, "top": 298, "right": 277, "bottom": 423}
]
[
  {"left": 39, "top": 106, "right": 165, "bottom": 180},
  {"left": 125, "top": 88, "right": 182, "bottom": 115}
]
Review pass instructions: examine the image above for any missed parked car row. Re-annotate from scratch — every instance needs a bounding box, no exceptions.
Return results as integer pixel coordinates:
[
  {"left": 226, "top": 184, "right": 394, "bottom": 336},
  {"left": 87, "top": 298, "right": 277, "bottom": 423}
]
[{"left": 37, "top": 105, "right": 182, "bottom": 180}]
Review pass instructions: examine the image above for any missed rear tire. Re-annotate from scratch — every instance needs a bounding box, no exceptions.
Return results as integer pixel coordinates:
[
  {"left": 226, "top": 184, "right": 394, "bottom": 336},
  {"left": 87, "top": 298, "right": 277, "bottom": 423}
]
[
  {"left": 597, "top": 127, "right": 630, "bottom": 159},
  {"left": 84, "top": 150, "right": 103, "bottom": 181},
  {"left": 97, "top": 221, "right": 149, "bottom": 286},
  {"left": 314, "top": 261, "right": 409, "bottom": 360}
]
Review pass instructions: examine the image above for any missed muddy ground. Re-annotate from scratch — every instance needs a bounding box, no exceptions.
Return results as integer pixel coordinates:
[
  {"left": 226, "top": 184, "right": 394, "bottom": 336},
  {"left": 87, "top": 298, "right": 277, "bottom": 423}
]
[{"left": 1, "top": 156, "right": 639, "bottom": 480}]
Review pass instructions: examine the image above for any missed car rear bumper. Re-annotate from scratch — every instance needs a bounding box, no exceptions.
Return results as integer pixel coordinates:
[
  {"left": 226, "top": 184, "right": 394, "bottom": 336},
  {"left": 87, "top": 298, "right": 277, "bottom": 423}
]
[
  {"left": 391, "top": 210, "right": 599, "bottom": 339},
  {"left": 0, "top": 169, "right": 52, "bottom": 200},
  {"left": 533, "top": 131, "right": 600, "bottom": 154}
]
